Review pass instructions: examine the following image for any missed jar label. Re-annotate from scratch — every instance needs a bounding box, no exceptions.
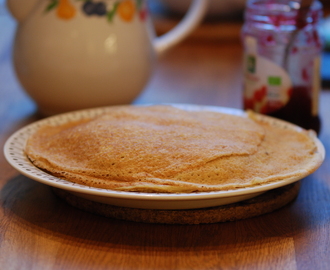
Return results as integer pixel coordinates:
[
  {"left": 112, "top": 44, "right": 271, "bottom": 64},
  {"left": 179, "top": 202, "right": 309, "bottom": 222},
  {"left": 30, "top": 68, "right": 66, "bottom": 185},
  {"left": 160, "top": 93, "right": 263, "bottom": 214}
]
[{"left": 243, "top": 38, "right": 293, "bottom": 114}]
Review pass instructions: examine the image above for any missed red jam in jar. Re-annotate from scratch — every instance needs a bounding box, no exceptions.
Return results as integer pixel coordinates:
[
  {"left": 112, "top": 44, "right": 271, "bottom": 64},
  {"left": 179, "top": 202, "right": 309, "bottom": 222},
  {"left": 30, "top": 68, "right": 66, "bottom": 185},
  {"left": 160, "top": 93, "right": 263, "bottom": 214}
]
[{"left": 242, "top": 0, "right": 323, "bottom": 133}]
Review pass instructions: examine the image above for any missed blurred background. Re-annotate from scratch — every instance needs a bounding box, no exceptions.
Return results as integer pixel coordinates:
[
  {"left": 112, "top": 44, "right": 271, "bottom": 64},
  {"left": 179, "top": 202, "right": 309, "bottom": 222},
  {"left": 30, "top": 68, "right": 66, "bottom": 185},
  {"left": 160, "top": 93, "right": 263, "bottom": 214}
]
[
  {"left": 149, "top": 0, "right": 330, "bottom": 87},
  {"left": 1, "top": 0, "right": 330, "bottom": 96}
]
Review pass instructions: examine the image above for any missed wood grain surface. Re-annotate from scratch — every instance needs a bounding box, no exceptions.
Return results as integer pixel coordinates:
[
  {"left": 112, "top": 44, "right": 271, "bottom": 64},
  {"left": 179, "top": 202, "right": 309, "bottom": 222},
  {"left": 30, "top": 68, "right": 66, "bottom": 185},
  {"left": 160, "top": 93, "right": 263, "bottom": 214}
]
[{"left": 1, "top": 6, "right": 330, "bottom": 270}]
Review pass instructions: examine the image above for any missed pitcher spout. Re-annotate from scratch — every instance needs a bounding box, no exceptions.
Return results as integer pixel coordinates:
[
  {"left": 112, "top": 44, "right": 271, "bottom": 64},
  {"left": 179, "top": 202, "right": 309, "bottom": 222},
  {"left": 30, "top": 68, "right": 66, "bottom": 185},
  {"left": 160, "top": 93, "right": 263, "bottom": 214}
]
[{"left": 7, "top": 0, "right": 39, "bottom": 22}]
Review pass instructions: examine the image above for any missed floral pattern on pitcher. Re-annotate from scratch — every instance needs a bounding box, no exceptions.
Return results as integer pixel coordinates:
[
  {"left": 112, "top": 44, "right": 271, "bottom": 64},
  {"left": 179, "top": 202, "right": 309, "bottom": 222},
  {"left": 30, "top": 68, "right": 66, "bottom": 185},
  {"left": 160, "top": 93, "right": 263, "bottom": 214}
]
[{"left": 45, "top": 0, "right": 148, "bottom": 22}]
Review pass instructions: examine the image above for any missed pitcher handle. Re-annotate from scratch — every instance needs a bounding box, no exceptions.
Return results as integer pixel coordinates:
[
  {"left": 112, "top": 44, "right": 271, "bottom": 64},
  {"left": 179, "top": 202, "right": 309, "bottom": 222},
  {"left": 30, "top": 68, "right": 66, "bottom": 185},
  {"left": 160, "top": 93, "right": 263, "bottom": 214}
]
[{"left": 154, "top": 0, "right": 208, "bottom": 55}]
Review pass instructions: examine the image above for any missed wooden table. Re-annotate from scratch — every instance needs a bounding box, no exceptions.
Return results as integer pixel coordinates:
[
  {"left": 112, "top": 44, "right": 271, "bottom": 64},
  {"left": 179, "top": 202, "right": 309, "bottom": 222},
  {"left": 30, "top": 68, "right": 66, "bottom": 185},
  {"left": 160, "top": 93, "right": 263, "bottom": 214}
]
[{"left": 2, "top": 8, "right": 330, "bottom": 270}]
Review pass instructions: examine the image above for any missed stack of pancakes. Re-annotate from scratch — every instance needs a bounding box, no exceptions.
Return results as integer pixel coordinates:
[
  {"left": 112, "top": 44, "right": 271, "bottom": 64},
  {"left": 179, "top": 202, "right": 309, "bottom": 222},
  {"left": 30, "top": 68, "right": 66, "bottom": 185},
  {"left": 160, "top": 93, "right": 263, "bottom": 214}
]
[{"left": 25, "top": 105, "right": 323, "bottom": 193}]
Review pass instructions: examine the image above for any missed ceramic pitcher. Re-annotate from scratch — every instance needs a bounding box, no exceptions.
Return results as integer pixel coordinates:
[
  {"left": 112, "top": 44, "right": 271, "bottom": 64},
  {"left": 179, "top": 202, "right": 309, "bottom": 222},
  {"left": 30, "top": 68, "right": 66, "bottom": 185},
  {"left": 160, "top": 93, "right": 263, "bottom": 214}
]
[{"left": 7, "top": 0, "right": 208, "bottom": 115}]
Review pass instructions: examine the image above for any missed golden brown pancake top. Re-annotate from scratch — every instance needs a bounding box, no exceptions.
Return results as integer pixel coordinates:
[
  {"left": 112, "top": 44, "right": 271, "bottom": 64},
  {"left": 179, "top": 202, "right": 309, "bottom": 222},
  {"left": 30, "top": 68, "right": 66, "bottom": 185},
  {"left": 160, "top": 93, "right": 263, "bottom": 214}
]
[{"left": 25, "top": 105, "right": 323, "bottom": 193}]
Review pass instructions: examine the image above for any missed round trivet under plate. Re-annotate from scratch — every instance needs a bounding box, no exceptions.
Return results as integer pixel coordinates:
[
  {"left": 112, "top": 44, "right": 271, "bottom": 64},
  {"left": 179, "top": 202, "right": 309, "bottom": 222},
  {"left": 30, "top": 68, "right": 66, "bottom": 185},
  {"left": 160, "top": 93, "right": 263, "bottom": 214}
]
[{"left": 52, "top": 182, "right": 300, "bottom": 224}]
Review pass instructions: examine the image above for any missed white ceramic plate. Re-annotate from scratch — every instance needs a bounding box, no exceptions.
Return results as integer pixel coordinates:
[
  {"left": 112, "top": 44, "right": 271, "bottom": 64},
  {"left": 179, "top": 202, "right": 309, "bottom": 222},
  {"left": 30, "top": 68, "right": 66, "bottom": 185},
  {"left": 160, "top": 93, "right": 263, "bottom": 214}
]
[{"left": 3, "top": 104, "right": 325, "bottom": 210}]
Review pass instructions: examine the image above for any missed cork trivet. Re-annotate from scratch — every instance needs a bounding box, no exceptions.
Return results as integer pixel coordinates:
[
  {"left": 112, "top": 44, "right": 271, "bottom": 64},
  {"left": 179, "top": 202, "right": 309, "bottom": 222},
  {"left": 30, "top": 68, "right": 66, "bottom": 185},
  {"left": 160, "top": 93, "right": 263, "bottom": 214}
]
[{"left": 52, "top": 182, "right": 300, "bottom": 224}]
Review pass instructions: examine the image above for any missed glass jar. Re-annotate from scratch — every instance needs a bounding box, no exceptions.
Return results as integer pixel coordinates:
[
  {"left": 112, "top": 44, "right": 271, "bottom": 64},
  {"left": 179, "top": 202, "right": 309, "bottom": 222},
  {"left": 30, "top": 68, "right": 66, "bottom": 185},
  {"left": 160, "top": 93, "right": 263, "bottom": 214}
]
[{"left": 242, "top": 0, "right": 323, "bottom": 133}]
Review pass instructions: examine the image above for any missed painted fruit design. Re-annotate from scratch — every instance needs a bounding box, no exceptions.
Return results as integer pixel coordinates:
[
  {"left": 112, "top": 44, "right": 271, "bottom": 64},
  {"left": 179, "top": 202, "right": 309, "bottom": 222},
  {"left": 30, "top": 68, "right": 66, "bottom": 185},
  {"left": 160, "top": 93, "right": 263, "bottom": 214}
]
[{"left": 45, "top": 0, "right": 148, "bottom": 22}]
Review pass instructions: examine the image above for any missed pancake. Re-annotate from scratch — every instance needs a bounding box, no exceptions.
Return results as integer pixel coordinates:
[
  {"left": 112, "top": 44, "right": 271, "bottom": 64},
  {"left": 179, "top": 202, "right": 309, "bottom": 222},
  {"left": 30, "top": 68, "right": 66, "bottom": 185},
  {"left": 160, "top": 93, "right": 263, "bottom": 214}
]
[{"left": 25, "top": 105, "right": 323, "bottom": 193}]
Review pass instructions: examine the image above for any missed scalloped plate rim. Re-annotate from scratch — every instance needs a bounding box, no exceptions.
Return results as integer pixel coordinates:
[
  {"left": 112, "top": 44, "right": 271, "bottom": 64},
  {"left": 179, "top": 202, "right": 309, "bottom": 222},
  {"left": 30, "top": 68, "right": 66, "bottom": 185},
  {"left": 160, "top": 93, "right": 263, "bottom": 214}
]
[{"left": 3, "top": 104, "right": 325, "bottom": 209}]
